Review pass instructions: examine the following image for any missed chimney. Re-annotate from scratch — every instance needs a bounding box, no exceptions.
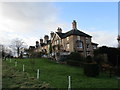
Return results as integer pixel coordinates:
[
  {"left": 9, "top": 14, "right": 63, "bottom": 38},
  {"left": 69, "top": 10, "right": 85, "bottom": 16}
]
[
  {"left": 50, "top": 32, "right": 54, "bottom": 39},
  {"left": 57, "top": 27, "right": 62, "bottom": 33},
  {"left": 36, "top": 41, "right": 39, "bottom": 48},
  {"left": 44, "top": 35, "right": 49, "bottom": 43},
  {"left": 40, "top": 39, "right": 43, "bottom": 44},
  {"left": 117, "top": 35, "right": 120, "bottom": 48},
  {"left": 72, "top": 20, "right": 77, "bottom": 29}
]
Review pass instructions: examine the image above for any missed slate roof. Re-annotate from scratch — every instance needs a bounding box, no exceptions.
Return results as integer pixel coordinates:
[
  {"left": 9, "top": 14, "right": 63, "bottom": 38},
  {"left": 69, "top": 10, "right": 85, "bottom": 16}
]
[
  {"left": 56, "top": 29, "right": 91, "bottom": 39},
  {"left": 91, "top": 42, "right": 98, "bottom": 45},
  {"left": 29, "top": 46, "right": 35, "bottom": 49}
]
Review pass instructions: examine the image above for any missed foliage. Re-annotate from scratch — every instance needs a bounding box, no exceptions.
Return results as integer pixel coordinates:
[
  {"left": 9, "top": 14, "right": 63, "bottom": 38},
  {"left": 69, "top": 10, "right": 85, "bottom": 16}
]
[
  {"left": 86, "top": 56, "right": 93, "bottom": 63},
  {"left": 84, "top": 62, "right": 100, "bottom": 77},
  {"left": 59, "top": 55, "right": 68, "bottom": 62},
  {"left": 67, "top": 52, "right": 84, "bottom": 61},
  {"left": 10, "top": 38, "right": 27, "bottom": 57},
  {"left": 94, "top": 46, "right": 120, "bottom": 66},
  {"left": 94, "top": 54, "right": 106, "bottom": 65},
  {"left": 30, "top": 52, "right": 42, "bottom": 58},
  {"left": 66, "top": 52, "right": 84, "bottom": 66}
]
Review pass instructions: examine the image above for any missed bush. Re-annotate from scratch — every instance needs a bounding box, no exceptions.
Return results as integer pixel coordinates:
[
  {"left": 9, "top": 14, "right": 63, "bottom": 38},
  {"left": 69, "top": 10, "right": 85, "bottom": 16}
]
[
  {"left": 84, "top": 63, "right": 99, "bottom": 77},
  {"left": 67, "top": 52, "right": 84, "bottom": 61},
  {"left": 66, "top": 52, "right": 84, "bottom": 66},
  {"left": 114, "top": 67, "right": 120, "bottom": 77},
  {"left": 86, "top": 56, "right": 93, "bottom": 63},
  {"left": 67, "top": 60, "right": 83, "bottom": 66},
  {"left": 59, "top": 55, "right": 68, "bottom": 62},
  {"left": 30, "top": 52, "right": 42, "bottom": 58}
]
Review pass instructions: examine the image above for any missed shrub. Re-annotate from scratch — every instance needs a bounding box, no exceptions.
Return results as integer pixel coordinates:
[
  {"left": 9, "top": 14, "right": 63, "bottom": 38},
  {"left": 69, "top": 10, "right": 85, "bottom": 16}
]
[
  {"left": 59, "top": 55, "right": 68, "bottom": 62},
  {"left": 67, "top": 60, "right": 83, "bottom": 67},
  {"left": 86, "top": 56, "right": 93, "bottom": 63},
  {"left": 84, "top": 62, "right": 100, "bottom": 77},
  {"left": 114, "top": 67, "right": 120, "bottom": 77},
  {"left": 66, "top": 52, "right": 84, "bottom": 66},
  {"left": 67, "top": 52, "right": 84, "bottom": 61},
  {"left": 30, "top": 52, "right": 42, "bottom": 58}
]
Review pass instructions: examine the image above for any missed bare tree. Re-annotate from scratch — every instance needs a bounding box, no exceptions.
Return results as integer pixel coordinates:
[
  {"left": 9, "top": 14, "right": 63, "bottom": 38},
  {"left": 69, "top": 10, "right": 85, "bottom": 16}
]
[{"left": 10, "top": 38, "right": 27, "bottom": 57}]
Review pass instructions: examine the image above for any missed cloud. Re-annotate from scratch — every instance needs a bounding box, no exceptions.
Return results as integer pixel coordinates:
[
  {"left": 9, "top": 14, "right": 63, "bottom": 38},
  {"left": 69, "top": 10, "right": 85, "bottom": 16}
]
[
  {"left": 82, "top": 29, "right": 118, "bottom": 47},
  {"left": 0, "top": 2, "right": 63, "bottom": 46},
  {"left": 1, "top": 2, "right": 59, "bottom": 32},
  {"left": 0, "top": 2, "right": 117, "bottom": 48}
]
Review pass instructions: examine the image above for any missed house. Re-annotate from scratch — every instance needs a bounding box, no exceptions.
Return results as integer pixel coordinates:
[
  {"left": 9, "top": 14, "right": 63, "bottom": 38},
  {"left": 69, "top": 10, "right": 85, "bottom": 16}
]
[
  {"left": 51, "top": 20, "right": 98, "bottom": 58},
  {"left": 30, "top": 20, "right": 98, "bottom": 60},
  {"left": 117, "top": 35, "right": 120, "bottom": 48}
]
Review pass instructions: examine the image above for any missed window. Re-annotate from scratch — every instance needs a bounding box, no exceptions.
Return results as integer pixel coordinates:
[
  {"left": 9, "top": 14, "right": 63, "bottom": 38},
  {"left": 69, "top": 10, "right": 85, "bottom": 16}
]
[
  {"left": 86, "top": 37, "right": 89, "bottom": 43},
  {"left": 67, "top": 37, "right": 69, "bottom": 41},
  {"left": 55, "top": 40, "right": 57, "bottom": 45},
  {"left": 67, "top": 43, "right": 69, "bottom": 49},
  {"left": 57, "top": 40, "right": 59, "bottom": 44},
  {"left": 93, "top": 45, "right": 97, "bottom": 49},
  {"left": 87, "top": 52, "right": 90, "bottom": 55},
  {"left": 87, "top": 44, "right": 89, "bottom": 48},
  {"left": 77, "top": 36, "right": 80, "bottom": 40},
  {"left": 77, "top": 42, "right": 83, "bottom": 48}
]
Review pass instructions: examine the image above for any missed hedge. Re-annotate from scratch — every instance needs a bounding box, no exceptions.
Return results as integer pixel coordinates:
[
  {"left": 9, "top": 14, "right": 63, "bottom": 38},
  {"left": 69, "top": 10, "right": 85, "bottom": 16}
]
[{"left": 84, "top": 63, "right": 100, "bottom": 77}]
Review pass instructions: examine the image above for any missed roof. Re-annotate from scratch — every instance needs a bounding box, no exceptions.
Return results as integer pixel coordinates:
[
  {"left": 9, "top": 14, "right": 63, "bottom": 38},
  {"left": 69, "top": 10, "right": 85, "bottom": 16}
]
[
  {"left": 91, "top": 42, "right": 98, "bottom": 45},
  {"left": 29, "top": 46, "right": 35, "bottom": 49},
  {"left": 56, "top": 32, "right": 65, "bottom": 38},
  {"left": 56, "top": 29, "right": 92, "bottom": 39}
]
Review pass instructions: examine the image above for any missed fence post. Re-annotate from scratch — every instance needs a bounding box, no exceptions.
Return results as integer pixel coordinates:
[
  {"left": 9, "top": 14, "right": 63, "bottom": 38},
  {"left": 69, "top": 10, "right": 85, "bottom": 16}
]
[
  {"left": 23, "top": 64, "right": 25, "bottom": 72},
  {"left": 10, "top": 59, "right": 11, "bottom": 63},
  {"left": 37, "top": 69, "right": 39, "bottom": 79},
  {"left": 15, "top": 62, "right": 17, "bottom": 67},
  {"left": 68, "top": 76, "right": 71, "bottom": 90}
]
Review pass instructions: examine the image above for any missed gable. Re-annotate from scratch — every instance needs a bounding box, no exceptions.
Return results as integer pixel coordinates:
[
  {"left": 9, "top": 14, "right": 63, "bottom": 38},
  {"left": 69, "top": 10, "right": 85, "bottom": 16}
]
[{"left": 51, "top": 33, "right": 61, "bottom": 43}]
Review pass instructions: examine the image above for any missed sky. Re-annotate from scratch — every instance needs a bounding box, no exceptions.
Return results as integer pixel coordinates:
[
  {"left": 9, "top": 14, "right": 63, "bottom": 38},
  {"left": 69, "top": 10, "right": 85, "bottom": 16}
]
[{"left": 0, "top": 2, "right": 118, "bottom": 48}]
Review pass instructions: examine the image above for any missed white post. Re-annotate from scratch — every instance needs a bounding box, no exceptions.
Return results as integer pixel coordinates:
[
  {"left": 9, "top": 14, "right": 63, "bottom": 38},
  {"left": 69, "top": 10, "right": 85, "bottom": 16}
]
[
  {"left": 15, "top": 62, "right": 17, "bottom": 67},
  {"left": 10, "top": 59, "right": 11, "bottom": 63},
  {"left": 37, "top": 69, "right": 39, "bottom": 79},
  {"left": 68, "top": 76, "right": 71, "bottom": 90},
  {"left": 23, "top": 64, "right": 25, "bottom": 72}
]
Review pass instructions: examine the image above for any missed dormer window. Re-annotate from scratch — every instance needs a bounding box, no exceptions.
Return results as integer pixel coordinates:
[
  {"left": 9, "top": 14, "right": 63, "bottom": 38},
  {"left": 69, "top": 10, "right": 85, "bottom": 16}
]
[
  {"left": 77, "top": 36, "right": 80, "bottom": 40},
  {"left": 86, "top": 37, "right": 90, "bottom": 43}
]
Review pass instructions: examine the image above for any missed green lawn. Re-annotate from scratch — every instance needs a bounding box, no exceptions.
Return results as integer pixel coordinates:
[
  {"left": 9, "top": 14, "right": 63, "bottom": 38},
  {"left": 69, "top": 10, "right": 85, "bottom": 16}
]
[{"left": 3, "top": 58, "right": 118, "bottom": 88}]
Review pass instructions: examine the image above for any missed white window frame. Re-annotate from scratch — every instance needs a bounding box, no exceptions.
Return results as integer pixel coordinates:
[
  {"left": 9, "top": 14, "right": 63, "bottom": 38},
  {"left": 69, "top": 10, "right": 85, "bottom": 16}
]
[
  {"left": 67, "top": 37, "right": 69, "bottom": 41},
  {"left": 67, "top": 43, "right": 69, "bottom": 49},
  {"left": 77, "top": 36, "right": 80, "bottom": 40}
]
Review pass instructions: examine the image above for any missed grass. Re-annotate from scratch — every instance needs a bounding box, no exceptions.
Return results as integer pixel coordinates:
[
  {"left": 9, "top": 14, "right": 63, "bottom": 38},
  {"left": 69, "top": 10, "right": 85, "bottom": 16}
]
[
  {"left": 2, "top": 61, "right": 49, "bottom": 88},
  {"left": 3, "top": 58, "right": 118, "bottom": 88}
]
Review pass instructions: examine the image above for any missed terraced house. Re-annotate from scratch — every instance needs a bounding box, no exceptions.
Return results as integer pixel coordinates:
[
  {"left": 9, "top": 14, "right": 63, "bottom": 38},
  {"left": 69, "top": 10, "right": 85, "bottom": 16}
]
[{"left": 30, "top": 20, "right": 98, "bottom": 60}]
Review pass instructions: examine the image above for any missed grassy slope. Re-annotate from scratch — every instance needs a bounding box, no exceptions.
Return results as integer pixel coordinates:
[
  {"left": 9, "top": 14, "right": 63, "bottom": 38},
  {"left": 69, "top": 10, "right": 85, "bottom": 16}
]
[
  {"left": 4, "top": 58, "right": 118, "bottom": 88},
  {"left": 2, "top": 61, "right": 49, "bottom": 88}
]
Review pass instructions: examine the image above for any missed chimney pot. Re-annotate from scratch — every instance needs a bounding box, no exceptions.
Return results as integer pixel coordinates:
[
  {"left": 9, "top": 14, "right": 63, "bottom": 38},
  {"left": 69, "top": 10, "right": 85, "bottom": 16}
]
[
  {"left": 72, "top": 20, "right": 77, "bottom": 29},
  {"left": 57, "top": 27, "right": 62, "bottom": 33}
]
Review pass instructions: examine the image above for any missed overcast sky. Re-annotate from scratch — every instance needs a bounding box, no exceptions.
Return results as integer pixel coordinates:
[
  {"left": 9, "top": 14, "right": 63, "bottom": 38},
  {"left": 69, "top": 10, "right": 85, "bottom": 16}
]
[{"left": 0, "top": 2, "right": 118, "bottom": 47}]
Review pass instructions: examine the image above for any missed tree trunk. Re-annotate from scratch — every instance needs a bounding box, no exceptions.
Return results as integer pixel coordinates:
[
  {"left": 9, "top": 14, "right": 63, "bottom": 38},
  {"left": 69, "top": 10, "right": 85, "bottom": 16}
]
[{"left": 17, "top": 47, "right": 19, "bottom": 57}]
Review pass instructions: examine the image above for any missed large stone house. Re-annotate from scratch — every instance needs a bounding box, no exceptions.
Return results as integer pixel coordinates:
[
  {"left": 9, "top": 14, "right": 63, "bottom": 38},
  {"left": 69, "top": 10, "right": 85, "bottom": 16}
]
[
  {"left": 117, "top": 35, "right": 120, "bottom": 48},
  {"left": 30, "top": 20, "right": 98, "bottom": 59}
]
